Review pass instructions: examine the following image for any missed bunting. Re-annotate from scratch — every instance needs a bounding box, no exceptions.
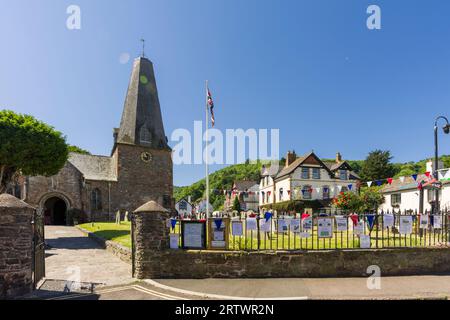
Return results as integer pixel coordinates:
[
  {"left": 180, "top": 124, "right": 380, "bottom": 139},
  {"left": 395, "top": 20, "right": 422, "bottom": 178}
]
[
  {"left": 170, "top": 218, "right": 177, "bottom": 230},
  {"left": 367, "top": 181, "right": 373, "bottom": 187},
  {"left": 366, "top": 214, "right": 376, "bottom": 230},
  {"left": 214, "top": 219, "right": 223, "bottom": 230},
  {"left": 264, "top": 212, "right": 272, "bottom": 222}
]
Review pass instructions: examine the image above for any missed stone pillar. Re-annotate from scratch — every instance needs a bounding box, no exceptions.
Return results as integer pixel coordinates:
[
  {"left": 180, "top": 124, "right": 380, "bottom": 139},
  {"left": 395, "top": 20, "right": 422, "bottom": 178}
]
[
  {"left": 0, "top": 194, "right": 35, "bottom": 299},
  {"left": 132, "top": 200, "right": 170, "bottom": 279}
]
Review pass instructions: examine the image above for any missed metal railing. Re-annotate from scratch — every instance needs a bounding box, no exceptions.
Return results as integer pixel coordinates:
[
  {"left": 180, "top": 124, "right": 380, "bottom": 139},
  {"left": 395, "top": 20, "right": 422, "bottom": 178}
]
[{"left": 169, "top": 208, "right": 450, "bottom": 251}]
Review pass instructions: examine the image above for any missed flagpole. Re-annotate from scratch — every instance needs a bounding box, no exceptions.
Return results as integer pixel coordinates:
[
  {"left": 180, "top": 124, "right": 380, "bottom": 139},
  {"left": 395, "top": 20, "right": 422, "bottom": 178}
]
[{"left": 205, "top": 80, "right": 210, "bottom": 220}]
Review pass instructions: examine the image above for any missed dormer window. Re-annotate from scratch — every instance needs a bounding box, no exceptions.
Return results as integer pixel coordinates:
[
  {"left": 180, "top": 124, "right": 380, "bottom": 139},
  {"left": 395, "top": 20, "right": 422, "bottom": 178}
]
[
  {"left": 312, "top": 168, "right": 320, "bottom": 179},
  {"left": 139, "top": 126, "right": 152, "bottom": 144},
  {"left": 339, "top": 170, "right": 347, "bottom": 180},
  {"left": 301, "top": 167, "right": 310, "bottom": 179}
]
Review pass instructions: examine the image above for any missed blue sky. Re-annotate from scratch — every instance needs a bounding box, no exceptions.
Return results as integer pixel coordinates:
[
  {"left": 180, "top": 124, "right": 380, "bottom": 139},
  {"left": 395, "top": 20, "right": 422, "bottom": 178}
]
[{"left": 1, "top": 0, "right": 450, "bottom": 186}]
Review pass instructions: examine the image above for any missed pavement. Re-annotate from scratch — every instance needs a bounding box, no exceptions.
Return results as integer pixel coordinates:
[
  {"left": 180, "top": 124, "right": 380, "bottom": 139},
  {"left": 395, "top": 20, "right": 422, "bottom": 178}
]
[
  {"left": 43, "top": 226, "right": 132, "bottom": 287},
  {"left": 25, "top": 226, "right": 450, "bottom": 300}
]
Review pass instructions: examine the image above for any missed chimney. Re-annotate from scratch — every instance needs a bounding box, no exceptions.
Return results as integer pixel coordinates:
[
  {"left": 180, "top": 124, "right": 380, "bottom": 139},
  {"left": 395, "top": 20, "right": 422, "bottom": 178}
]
[
  {"left": 336, "top": 152, "right": 342, "bottom": 163},
  {"left": 426, "top": 160, "right": 444, "bottom": 173},
  {"left": 286, "top": 151, "right": 297, "bottom": 167}
]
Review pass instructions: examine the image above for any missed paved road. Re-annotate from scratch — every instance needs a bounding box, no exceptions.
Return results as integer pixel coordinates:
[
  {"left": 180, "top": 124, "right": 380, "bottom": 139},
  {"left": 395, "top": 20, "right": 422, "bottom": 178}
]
[
  {"left": 44, "top": 226, "right": 132, "bottom": 288},
  {"left": 149, "top": 276, "right": 450, "bottom": 300}
]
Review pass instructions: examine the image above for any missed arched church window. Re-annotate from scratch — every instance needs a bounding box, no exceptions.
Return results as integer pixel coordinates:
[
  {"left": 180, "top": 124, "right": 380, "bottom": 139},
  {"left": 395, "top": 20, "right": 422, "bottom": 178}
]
[
  {"left": 91, "top": 188, "right": 102, "bottom": 211},
  {"left": 139, "top": 126, "right": 152, "bottom": 144}
]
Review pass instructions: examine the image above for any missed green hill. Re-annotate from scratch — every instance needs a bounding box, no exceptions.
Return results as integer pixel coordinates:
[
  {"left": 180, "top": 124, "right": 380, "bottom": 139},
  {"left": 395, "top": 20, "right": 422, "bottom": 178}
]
[
  {"left": 174, "top": 162, "right": 263, "bottom": 210},
  {"left": 175, "top": 155, "right": 450, "bottom": 211}
]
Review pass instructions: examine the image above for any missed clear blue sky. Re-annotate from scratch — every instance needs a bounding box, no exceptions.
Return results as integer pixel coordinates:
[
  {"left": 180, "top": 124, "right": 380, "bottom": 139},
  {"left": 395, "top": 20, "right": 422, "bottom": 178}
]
[{"left": 2, "top": 0, "right": 450, "bottom": 186}]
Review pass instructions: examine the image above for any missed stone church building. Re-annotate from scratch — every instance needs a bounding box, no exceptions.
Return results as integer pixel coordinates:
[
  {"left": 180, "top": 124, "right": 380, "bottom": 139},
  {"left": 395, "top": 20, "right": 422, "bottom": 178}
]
[{"left": 12, "top": 56, "right": 173, "bottom": 225}]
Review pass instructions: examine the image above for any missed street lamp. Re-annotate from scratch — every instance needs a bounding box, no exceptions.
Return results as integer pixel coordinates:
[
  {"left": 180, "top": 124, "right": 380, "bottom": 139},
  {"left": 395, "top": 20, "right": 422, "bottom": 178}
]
[{"left": 433, "top": 116, "right": 450, "bottom": 213}]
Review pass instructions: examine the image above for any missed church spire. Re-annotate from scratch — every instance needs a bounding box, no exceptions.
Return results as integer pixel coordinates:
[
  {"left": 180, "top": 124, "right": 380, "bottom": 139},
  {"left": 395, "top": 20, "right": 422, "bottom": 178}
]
[{"left": 116, "top": 56, "right": 169, "bottom": 149}]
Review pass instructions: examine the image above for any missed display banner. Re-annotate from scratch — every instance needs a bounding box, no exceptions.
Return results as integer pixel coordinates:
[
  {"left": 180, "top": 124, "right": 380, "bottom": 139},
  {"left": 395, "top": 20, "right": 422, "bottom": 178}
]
[
  {"left": 335, "top": 216, "right": 348, "bottom": 232},
  {"left": 419, "top": 215, "right": 429, "bottom": 229},
  {"left": 318, "top": 218, "right": 333, "bottom": 238},
  {"left": 246, "top": 218, "right": 258, "bottom": 231},
  {"left": 231, "top": 221, "right": 243, "bottom": 236},
  {"left": 383, "top": 214, "right": 394, "bottom": 228},
  {"left": 353, "top": 222, "right": 365, "bottom": 235},
  {"left": 399, "top": 216, "right": 413, "bottom": 235}
]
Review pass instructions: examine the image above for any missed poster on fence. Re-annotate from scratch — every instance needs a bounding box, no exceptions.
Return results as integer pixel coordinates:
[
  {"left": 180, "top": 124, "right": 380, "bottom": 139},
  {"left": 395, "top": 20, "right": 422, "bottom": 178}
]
[
  {"left": 360, "top": 235, "right": 371, "bottom": 249},
  {"left": 433, "top": 215, "right": 442, "bottom": 229},
  {"left": 246, "top": 218, "right": 258, "bottom": 231},
  {"left": 300, "top": 232, "right": 311, "bottom": 238},
  {"left": 277, "top": 219, "right": 289, "bottom": 233},
  {"left": 231, "top": 221, "right": 243, "bottom": 236},
  {"left": 420, "top": 215, "right": 429, "bottom": 229},
  {"left": 318, "top": 218, "right": 333, "bottom": 238},
  {"left": 260, "top": 219, "right": 271, "bottom": 232},
  {"left": 170, "top": 233, "right": 180, "bottom": 249},
  {"left": 383, "top": 214, "right": 394, "bottom": 228},
  {"left": 335, "top": 216, "right": 348, "bottom": 232},
  {"left": 302, "top": 217, "right": 313, "bottom": 230},
  {"left": 353, "top": 222, "right": 365, "bottom": 235},
  {"left": 182, "top": 221, "right": 206, "bottom": 249},
  {"left": 290, "top": 219, "right": 301, "bottom": 233},
  {"left": 399, "top": 216, "right": 413, "bottom": 235}
]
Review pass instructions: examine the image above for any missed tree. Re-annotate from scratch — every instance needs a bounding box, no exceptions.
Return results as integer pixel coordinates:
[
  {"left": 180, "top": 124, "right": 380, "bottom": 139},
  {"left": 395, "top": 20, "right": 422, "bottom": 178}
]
[
  {"left": 232, "top": 196, "right": 241, "bottom": 212},
  {"left": 0, "top": 110, "right": 69, "bottom": 193},
  {"left": 333, "top": 192, "right": 363, "bottom": 212},
  {"left": 360, "top": 187, "right": 385, "bottom": 212},
  {"left": 68, "top": 145, "right": 91, "bottom": 155},
  {"left": 360, "top": 150, "right": 398, "bottom": 181}
]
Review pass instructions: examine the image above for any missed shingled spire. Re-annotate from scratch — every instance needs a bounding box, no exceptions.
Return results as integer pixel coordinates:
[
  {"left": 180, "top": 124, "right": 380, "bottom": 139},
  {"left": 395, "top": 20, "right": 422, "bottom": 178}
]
[{"left": 116, "top": 56, "right": 169, "bottom": 149}]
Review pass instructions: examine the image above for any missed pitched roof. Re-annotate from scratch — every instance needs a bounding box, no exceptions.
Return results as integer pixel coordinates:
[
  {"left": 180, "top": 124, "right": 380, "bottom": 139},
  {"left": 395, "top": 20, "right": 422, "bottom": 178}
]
[
  {"left": 233, "top": 180, "right": 258, "bottom": 191},
  {"left": 68, "top": 153, "right": 117, "bottom": 182},
  {"left": 0, "top": 193, "right": 35, "bottom": 209},
  {"left": 134, "top": 200, "right": 169, "bottom": 213},
  {"left": 117, "top": 57, "right": 169, "bottom": 149},
  {"left": 381, "top": 174, "right": 431, "bottom": 193},
  {"left": 276, "top": 152, "right": 336, "bottom": 179}
]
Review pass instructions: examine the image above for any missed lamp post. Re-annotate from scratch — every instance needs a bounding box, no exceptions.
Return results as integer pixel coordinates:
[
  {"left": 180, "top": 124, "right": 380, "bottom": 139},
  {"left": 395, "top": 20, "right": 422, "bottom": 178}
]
[{"left": 433, "top": 116, "right": 450, "bottom": 214}]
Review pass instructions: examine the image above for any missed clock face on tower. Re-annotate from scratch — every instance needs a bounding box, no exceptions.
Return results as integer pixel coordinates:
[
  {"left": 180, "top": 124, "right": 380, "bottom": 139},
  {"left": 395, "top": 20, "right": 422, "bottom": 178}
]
[{"left": 141, "top": 152, "right": 153, "bottom": 163}]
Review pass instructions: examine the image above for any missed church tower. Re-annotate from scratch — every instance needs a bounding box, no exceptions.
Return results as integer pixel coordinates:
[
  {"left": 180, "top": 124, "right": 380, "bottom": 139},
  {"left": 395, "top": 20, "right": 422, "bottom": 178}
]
[{"left": 111, "top": 56, "right": 173, "bottom": 212}]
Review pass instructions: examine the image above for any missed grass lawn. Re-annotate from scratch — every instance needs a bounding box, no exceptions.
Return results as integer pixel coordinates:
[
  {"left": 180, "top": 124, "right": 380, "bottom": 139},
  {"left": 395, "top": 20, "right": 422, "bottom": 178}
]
[
  {"left": 77, "top": 221, "right": 447, "bottom": 251},
  {"left": 78, "top": 222, "right": 131, "bottom": 248}
]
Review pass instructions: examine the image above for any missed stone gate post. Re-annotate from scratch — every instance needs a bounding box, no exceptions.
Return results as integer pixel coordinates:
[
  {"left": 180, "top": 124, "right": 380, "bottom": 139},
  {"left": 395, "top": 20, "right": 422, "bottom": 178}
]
[
  {"left": 0, "top": 194, "right": 35, "bottom": 299},
  {"left": 132, "top": 201, "right": 170, "bottom": 279}
]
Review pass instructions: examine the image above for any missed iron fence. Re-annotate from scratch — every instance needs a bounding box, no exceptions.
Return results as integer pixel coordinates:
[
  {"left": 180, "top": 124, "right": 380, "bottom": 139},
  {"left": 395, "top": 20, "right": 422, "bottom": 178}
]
[{"left": 169, "top": 208, "right": 450, "bottom": 251}]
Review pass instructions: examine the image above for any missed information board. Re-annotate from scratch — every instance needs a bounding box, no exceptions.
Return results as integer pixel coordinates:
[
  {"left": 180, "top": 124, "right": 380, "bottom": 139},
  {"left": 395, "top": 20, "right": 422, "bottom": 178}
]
[{"left": 181, "top": 221, "right": 206, "bottom": 249}]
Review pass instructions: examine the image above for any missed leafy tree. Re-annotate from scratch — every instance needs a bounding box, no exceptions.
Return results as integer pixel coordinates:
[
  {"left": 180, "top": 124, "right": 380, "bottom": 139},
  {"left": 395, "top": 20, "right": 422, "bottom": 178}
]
[
  {"left": 232, "top": 196, "right": 241, "bottom": 212},
  {"left": 360, "top": 187, "right": 385, "bottom": 212},
  {"left": 68, "top": 145, "right": 91, "bottom": 155},
  {"left": 333, "top": 192, "right": 363, "bottom": 212},
  {"left": 0, "top": 110, "right": 68, "bottom": 193},
  {"left": 360, "top": 150, "right": 398, "bottom": 181}
]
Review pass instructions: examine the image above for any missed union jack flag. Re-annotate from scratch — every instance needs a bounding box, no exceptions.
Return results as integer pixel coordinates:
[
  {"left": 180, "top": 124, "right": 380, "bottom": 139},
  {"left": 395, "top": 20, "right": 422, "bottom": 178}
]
[{"left": 207, "top": 88, "right": 215, "bottom": 127}]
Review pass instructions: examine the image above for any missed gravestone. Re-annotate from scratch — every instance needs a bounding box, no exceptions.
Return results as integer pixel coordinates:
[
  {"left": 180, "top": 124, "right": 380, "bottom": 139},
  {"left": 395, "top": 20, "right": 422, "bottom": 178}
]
[{"left": 0, "top": 194, "right": 35, "bottom": 299}]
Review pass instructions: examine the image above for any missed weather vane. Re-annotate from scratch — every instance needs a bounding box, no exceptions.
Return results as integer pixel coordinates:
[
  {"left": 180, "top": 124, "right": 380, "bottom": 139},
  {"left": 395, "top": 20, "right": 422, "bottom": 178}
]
[{"left": 140, "top": 38, "right": 146, "bottom": 58}]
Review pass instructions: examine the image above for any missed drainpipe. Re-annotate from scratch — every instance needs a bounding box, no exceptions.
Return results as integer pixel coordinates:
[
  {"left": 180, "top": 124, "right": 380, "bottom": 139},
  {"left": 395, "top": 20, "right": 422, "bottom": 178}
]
[{"left": 108, "top": 182, "right": 111, "bottom": 220}]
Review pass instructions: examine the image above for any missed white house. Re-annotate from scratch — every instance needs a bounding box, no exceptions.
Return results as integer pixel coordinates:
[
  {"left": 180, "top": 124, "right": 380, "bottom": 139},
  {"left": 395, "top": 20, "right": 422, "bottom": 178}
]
[
  {"left": 379, "top": 161, "right": 450, "bottom": 213},
  {"left": 259, "top": 151, "right": 360, "bottom": 210},
  {"left": 175, "top": 198, "right": 193, "bottom": 217}
]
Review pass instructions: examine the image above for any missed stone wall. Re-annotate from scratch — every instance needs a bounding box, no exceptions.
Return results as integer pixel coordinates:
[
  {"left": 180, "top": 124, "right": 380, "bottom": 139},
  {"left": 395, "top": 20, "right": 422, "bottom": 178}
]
[
  {"left": 25, "top": 162, "right": 82, "bottom": 210},
  {"left": 133, "top": 200, "right": 450, "bottom": 280},
  {"left": 0, "top": 194, "right": 34, "bottom": 299},
  {"left": 76, "top": 226, "right": 131, "bottom": 264},
  {"left": 136, "top": 247, "right": 450, "bottom": 279}
]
